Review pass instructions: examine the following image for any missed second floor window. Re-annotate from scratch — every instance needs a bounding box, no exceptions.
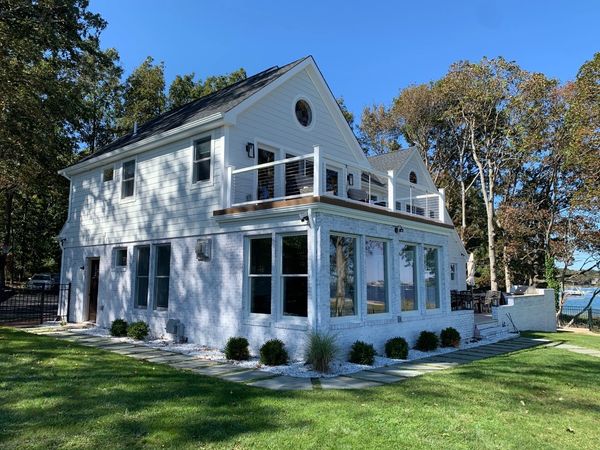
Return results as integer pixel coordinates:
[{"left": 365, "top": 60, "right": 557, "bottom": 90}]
[
  {"left": 122, "top": 160, "right": 135, "bottom": 198},
  {"left": 193, "top": 137, "right": 211, "bottom": 183}
]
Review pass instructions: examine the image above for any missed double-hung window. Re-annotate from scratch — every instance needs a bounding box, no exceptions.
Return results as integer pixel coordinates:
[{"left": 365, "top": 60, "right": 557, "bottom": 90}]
[
  {"left": 154, "top": 244, "right": 171, "bottom": 309},
  {"left": 365, "top": 239, "right": 388, "bottom": 314},
  {"left": 134, "top": 246, "right": 150, "bottom": 307},
  {"left": 329, "top": 234, "right": 357, "bottom": 317},
  {"left": 121, "top": 160, "right": 135, "bottom": 198},
  {"left": 281, "top": 235, "right": 308, "bottom": 317},
  {"left": 400, "top": 244, "right": 418, "bottom": 311},
  {"left": 424, "top": 246, "right": 440, "bottom": 309},
  {"left": 248, "top": 237, "right": 272, "bottom": 314},
  {"left": 192, "top": 137, "right": 211, "bottom": 183}
]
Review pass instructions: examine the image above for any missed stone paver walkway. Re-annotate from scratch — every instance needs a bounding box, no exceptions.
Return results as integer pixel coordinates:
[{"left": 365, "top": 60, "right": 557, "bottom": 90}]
[
  {"left": 548, "top": 342, "right": 600, "bottom": 358},
  {"left": 21, "top": 326, "right": 549, "bottom": 391}
]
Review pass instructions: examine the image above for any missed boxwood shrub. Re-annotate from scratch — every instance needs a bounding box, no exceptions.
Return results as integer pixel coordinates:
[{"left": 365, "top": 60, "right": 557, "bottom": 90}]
[
  {"left": 110, "top": 318, "right": 128, "bottom": 337},
  {"left": 348, "top": 340, "right": 376, "bottom": 365},
  {"left": 385, "top": 337, "right": 409, "bottom": 359},
  {"left": 259, "top": 339, "right": 288, "bottom": 366},
  {"left": 414, "top": 331, "right": 439, "bottom": 352},
  {"left": 224, "top": 336, "right": 250, "bottom": 361},
  {"left": 440, "top": 327, "right": 461, "bottom": 348},
  {"left": 126, "top": 321, "right": 149, "bottom": 340}
]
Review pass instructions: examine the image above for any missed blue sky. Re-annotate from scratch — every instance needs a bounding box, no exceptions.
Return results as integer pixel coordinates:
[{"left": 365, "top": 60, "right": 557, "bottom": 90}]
[{"left": 90, "top": 0, "right": 599, "bottom": 120}]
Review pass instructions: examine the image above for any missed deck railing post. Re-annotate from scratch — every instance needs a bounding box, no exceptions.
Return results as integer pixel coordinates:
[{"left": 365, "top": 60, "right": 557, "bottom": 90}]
[
  {"left": 313, "top": 145, "right": 321, "bottom": 196},
  {"left": 438, "top": 188, "right": 446, "bottom": 223},
  {"left": 387, "top": 170, "right": 395, "bottom": 211},
  {"left": 226, "top": 166, "right": 233, "bottom": 208}
]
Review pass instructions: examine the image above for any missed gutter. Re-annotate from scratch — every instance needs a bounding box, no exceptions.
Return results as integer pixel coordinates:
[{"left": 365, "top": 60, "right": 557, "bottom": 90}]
[{"left": 59, "top": 113, "right": 224, "bottom": 177}]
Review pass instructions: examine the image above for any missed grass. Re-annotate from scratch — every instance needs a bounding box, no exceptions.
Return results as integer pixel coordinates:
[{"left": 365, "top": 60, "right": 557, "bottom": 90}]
[
  {"left": 1, "top": 328, "right": 600, "bottom": 449},
  {"left": 523, "top": 330, "right": 600, "bottom": 351}
]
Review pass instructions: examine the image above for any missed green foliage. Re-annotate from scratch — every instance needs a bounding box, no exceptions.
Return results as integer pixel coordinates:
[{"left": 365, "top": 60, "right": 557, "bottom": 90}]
[
  {"left": 305, "top": 331, "right": 338, "bottom": 373},
  {"left": 440, "top": 327, "right": 461, "bottom": 348},
  {"left": 259, "top": 339, "right": 288, "bottom": 366},
  {"left": 385, "top": 337, "right": 409, "bottom": 359},
  {"left": 126, "top": 321, "right": 149, "bottom": 340},
  {"left": 415, "top": 331, "right": 439, "bottom": 352},
  {"left": 119, "top": 56, "right": 166, "bottom": 134},
  {"left": 348, "top": 341, "right": 376, "bottom": 365},
  {"left": 110, "top": 319, "right": 128, "bottom": 337},
  {"left": 224, "top": 337, "right": 250, "bottom": 361},
  {"left": 167, "top": 69, "right": 247, "bottom": 110}
]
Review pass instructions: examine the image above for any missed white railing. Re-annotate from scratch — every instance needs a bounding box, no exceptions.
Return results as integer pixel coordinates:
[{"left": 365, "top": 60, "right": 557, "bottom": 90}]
[{"left": 226, "top": 147, "right": 446, "bottom": 223}]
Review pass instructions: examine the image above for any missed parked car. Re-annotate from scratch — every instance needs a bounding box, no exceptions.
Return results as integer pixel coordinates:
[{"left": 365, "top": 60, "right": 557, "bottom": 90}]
[{"left": 26, "top": 273, "right": 59, "bottom": 290}]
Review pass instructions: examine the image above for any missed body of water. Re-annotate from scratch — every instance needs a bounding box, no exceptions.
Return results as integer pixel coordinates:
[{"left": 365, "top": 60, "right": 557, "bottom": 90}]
[{"left": 563, "top": 287, "right": 600, "bottom": 310}]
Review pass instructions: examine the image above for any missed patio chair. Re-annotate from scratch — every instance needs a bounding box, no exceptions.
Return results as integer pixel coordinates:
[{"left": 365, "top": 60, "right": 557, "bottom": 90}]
[{"left": 483, "top": 291, "right": 501, "bottom": 313}]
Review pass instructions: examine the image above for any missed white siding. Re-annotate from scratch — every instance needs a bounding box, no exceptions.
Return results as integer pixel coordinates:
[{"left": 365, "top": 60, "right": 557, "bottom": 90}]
[
  {"left": 228, "top": 69, "right": 365, "bottom": 173},
  {"left": 63, "top": 128, "right": 224, "bottom": 247}
]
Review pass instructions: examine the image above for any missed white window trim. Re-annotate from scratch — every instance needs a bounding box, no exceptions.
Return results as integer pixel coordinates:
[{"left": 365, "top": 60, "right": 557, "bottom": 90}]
[
  {"left": 133, "top": 244, "right": 150, "bottom": 309},
  {"left": 399, "top": 242, "right": 420, "bottom": 316},
  {"left": 292, "top": 94, "right": 316, "bottom": 131},
  {"left": 120, "top": 158, "right": 137, "bottom": 203},
  {"left": 152, "top": 242, "right": 172, "bottom": 311},
  {"left": 190, "top": 133, "right": 215, "bottom": 188},
  {"left": 364, "top": 236, "right": 392, "bottom": 319},
  {"left": 245, "top": 234, "right": 274, "bottom": 321},
  {"left": 423, "top": 245, "right": 442, "bottom": 312},
  {"left": 102, "top": 165, "right": 116, "bottom": 183},
  {"left": 278, "top": 233, "right": 309, "bottom": 323},
  {"left": 323, "top": 162, "right": 346, "bottom": 198},
  {"left": 112, "top": 246, "right": 128, "bottom": 271},
  {"left": 329, "top": 232, "right": 361, "bottom": 322}
]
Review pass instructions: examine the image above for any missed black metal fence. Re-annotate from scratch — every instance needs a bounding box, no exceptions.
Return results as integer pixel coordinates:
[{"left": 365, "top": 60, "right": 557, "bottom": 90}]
[
  {"left": 558, "top": 305, "right": 600, "bottom": 332},
  {"left": 0, "top": 283, "right": 71, "bottom": 325}
]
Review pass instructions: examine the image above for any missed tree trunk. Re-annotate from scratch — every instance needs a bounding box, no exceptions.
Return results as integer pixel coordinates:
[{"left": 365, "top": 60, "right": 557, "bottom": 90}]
[
  {"left": 460, "top": 177, "right": 467, "bottom": 243},
  {"left": 486, "top": 200, "right": 498, "bottom": 291},
  {"left": 0, "top": 190, "right": 15, "bottom": 289},
  {"left": 503, "top": 244, "right": 512, "bottom": 292}
]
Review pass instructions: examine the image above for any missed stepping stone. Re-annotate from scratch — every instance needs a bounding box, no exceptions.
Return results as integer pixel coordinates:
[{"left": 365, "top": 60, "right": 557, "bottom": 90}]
[
  {"left": 395, "top": 363, "right": 447, "bottom": 371},
  {"left": 168, "top": 359, "right": 217, "bottom": 369},
  {"left": 413, "top": 360, "right": 460, "bottom": 369},
  {"left": 348, "top": 370, "right": 405, "bottom": 384},
  {"left": 112, "top": 346, "right": 159, "bottom": 355},
  {"left": 431, "top": 353, "right": 480, "bottom": 362},
  {"left": 189, "top": 365, "right": 245, "bottom": 377},
  {"left": 218, "top": 370, "right": 275, "bottom": 383},
  {"left": 320, "top": 376, "right": 382, "bottom": 390},
  {"left": 128, "top": 350, "right": 168, "bottom": 360},
  {"left": 371, "top": 366, "right": 425, "bottom": 378},
  {"left": 248, "top": 375, "right": 313, "bottom": 391},
  {"left": 145, "top": 354, "right": 193, "bottom": 364}
]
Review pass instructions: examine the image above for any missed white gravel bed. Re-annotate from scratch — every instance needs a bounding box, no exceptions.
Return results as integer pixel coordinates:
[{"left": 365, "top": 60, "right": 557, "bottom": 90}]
[{"left": 66, "top": 324, "right": 518, "bottom": 378}]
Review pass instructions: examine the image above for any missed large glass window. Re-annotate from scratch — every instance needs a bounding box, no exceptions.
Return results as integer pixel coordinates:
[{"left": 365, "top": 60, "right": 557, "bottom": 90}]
[
  {"left": 330, "top": 235, "right": 357, "bottom": 317},
  {"left": 134, "top": 246, "right": 150, "bottom": 307},
  {"left": 366, "top": 239, "right": 388, "bottom": 314},
  {"left": 400, "top": 244, "right": 418, "bottom": 311},
  {"left": 249, "top": 237, "right": 272, "bottom": 314},
  {"left": 257, "top": 148, "right": 275, "bottom": 200},
  {"left": 281, "top": 235, "right": 308, "bottom": 317},
  {"left": 154, "top": 244, "right": 171, "bottom": 309},
  {"left": 121, "top": 160, "right": 135, "bottom": 198},
  {"left": 193, "top": 137, "right": 211, "bottom": 183},
  {"left": 424, "top": 246, "right": 440, "bottom": 309}
]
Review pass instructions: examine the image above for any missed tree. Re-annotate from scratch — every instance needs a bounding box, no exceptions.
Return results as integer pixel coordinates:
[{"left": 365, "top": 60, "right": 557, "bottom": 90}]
[
  {"left": 0, "top": 0, "right": 105, "bottom": 287},
  {"left": 119, "top": 56, "right": 166, "bottom": 134},
  {"left": 336, "top": 97, "right": 355, "bottom": 129},
  {"left": 78, "top": 48, "right": 123, "bottom": 153}
]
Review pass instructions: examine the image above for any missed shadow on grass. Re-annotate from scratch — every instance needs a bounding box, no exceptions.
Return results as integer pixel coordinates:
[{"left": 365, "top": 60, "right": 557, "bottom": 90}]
[{"left": 0, "top": 328, "right": 331, "bottom": 448}]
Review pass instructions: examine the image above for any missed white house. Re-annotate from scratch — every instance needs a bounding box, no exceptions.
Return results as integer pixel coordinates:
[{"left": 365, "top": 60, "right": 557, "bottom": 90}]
[{"left": 58, "top": 56, "right": 475, "bottom": 357}]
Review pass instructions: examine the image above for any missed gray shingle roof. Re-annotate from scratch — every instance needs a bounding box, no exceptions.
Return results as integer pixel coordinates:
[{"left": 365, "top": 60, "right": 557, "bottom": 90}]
[
  {"left": 78, "top": 56, "right": 309, "bottom": 164},
  {"left": 367, "top": 147, "right": 416, "bottom": 172}
]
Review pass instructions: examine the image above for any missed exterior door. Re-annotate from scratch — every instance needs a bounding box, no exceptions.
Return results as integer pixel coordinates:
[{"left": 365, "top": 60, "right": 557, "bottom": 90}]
[
  {"left": 257, "top": 148, "right": 275, "bottom": 200},
  {"left": 87, "top": 258, "right": 100, "bottom": 322}
]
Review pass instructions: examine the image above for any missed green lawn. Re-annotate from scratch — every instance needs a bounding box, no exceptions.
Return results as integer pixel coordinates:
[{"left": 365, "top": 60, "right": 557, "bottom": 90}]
[
  {"left": 1, "top": 328, "right": 600, "bottom": 449},
  {"left": 523, "top": 330, "right": 600, "bottom": 351}
]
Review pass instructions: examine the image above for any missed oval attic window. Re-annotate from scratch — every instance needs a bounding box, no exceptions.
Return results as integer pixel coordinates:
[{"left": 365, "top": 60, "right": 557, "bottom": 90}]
[
  {"left": 295, "top": 99, "right": 312, "bottom": 127},
  {"left": 409, "top": 171, "right": 417, "bottom": 184}
]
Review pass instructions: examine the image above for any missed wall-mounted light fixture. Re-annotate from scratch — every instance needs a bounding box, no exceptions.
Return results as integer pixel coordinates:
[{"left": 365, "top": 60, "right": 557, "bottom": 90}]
[
  {"left": 347, "top": 173, "right": 354, "bottom": 186},
  {"left": 394, "top": 226, "right": 404, "bottom": 234},
  {"left": 245, "top": 142, "right": 255, "bottom": 159}
]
